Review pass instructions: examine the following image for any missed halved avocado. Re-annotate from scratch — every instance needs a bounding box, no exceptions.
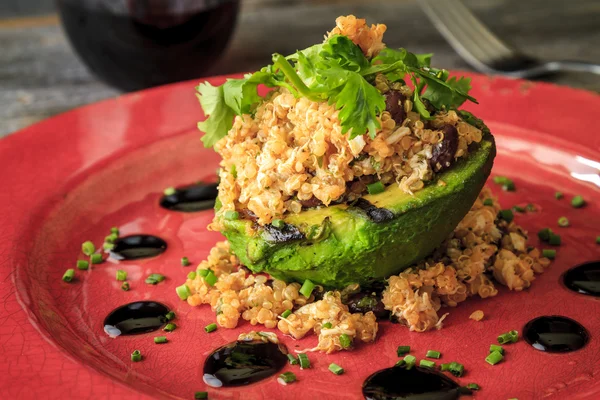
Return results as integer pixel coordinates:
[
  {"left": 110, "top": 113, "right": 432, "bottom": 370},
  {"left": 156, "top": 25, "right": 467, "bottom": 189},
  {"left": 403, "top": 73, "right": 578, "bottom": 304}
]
[{"left": 220, "top": 134, "right": 495, "bottom": 288}]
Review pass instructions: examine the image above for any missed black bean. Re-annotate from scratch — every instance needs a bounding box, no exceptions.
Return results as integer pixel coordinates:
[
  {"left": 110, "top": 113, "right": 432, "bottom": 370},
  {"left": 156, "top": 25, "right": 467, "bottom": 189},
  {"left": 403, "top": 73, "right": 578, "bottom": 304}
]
[
  {"left": 299, "top": 196, "right": 323, "bottom": 208},
  {"left": 385, "top": 90, "right": 406, "bottom": 125},
  {"left": 429, "top": 124, "right": 458, "bottom": 172},
  {"left": 344, "top": 291, "right": 390, "bottom": 319}
]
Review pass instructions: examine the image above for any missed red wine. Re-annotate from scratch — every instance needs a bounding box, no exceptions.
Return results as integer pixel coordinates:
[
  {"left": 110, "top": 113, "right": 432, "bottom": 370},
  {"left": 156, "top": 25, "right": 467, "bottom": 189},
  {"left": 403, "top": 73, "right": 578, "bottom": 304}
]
[{"left": 56, "top": 0, "right": 240, "bottom": 91}]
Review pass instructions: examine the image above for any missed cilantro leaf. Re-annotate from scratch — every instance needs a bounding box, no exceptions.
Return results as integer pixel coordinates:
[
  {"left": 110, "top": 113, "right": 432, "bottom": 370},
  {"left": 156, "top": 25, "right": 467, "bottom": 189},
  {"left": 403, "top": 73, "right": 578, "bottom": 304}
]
[
  {"left": 197, "top": 82, "right": 236, "bottom": 148},
  {"left": 321, "top": 35, "right": 369, "bottom": 72}
]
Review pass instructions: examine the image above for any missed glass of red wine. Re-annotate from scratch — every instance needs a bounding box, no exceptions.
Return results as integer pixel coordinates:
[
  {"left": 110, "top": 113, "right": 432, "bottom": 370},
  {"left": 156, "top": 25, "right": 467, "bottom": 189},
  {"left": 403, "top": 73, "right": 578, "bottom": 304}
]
[{"left": 56, "top": 0, "right": 240, "bottom": 92}]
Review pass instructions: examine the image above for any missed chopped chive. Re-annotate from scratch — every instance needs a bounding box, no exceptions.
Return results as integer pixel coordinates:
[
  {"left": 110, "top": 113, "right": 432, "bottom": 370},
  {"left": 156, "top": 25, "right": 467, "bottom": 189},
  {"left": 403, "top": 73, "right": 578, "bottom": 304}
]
[
  {"left": 223, "top": 210, "right": 239, "bottom": 220},
  {"left": 512, "top": 205, "right": 526, "bottom": 213},
  {"left": 420, "top": 360, "right": 436, "bottom": 369},
  {"left": 287, "top": 354, "right": 298, "bottom": 365},
  {"left": 145, "top": 273, "right": 165, "bottom": 284},
  {"left": 76, "top": 260, "right": 89, "bottom": 270},
  {"left": 448, "top": 362, "right": 464, "bottom": 377},
  {"left": 154, "top": 336, "right": 168, "bottom": 344},
  {"left": 555, "top": 192, "right": 563, "bottom": 199},
  {"left": 298, "top": 353, "right": 310, "bottom": 369},
  {"left": 483, "top": 198, "right": 494, "bottom": 206},
  {"left": 498, "top": 209, "right": 514, "bottom": 223},
  {"left": 163, "top": 187, "right": 176, "bottom": 196},
  {"left": 542, "top": 249, "right": 556, "bottom": 259},
  {"left": 121, "top": 282, "right": 130, "bottom": 291},
  {"left": 187, "top": 271, "right": 197, "bottom": 280},
  {"left": 502, "top": 181, "right": 516, "bottom": 192},
  {"left": 596, "top": 236, "right": 600, "bottom": 244},
  {"left": 105, "top": 233, "right": 118, "bottom": 243},
  {"left": 497, "top": 330, "right": 519, "bottom": 344},
  {"left": 103, "top": 242, "right": 115, "bottom": 251},
  {"left": 299, "top": 279, "right": 315, "bottom": 298},
  {"left": 204, "top": 270, "right": 217, "bottom": 286},
  {"left": 82, "top": 241, "right": 95, "bottom": 256},
  {"left": 131, "top": 350, "right": 142, "bottom": 362},
  {"left": 90, "top": 253, "right": 103, "bottom": 264},
  {"left": 110, "top": 227, "right": 119, "bottom": 235},
  {"left": 198, "top": 269, "right": 210, "bottom": 277},
  {"left": 466, "top": 383, "right": 480, "bottom": 390},
  {"left": 397, "top": 345, "right": 411, "bottom": 356},
  {"left": 230, "top": 164, "right": 237, "bottom": 179},
  {"left": 367, "top": 181, "right": 385, "bottom": 195},
  {"left": 176, "top": 284, "right": 191, "bottom": 300},
  {"left": 426, "top": 350, "right": 441, "bottom": 359},
  {"left": 62, "top": 269, "right": 75, "bottom": 282},
  {"left": 549, "top": 233, "right": 561, "bottom": 246},
  {"left": 278, "top": 371, "right": 297, "bottom": 385},
  {"left": 485, "top": 350, "right": 503, "bottom": 365},
  {"left": 194, "top": 392, "right": 208, "bottom": 399},
  {"left": 526, "top": 203, "right": 536, "bottom": 212},
  {"left": 489, "top": 344, "right": 504, "bottom": 354},
  {"left": 440, "top": 363, "right": 450, "bottom": 371},
  {"left": 558, "top": 217, "right": 570, "bottom": 227},
  {"left": 322, "top": 322, "right": 332, "bottom": 329},
  {"left": 395, "top": 360, "right": 406, "bottom": 367},
  {"left": 493, "top": 176, "right": 511, "bottom": 185},
  {"left": 403, "top": 355, "right": 416, "bottom": 370},
  {"left": 165, "top": 311, "right": 175, "bottom": 321},
  {"left": 163, "top": 323, "right": 176, "bottom": 332},
  {"left": 508, "top": 330, "right": 519, "bottom": 342},
  {"left": 281, "top": 309, "right": 292, "bottom": 319},
  {"left": 538, "top": 228, "right": 552, "bottom": 242},
  {"left": 571, "top": 195, "right": 586, "bottom": 208},
  {"left": 339, "top": 333, "right": 352, "bottom": 349},
  {"left": 272, "top": 219, "right": 285, "bottom": 229},
  {"left": 205, "top": 323, "right": 217, "bottom": 333},
  {"left": 328, "top": 363, "right": 344, "bottom": 375},
  {"left": 116, "top": 270, "right": 127, "bottom": 281},
  {"left": 181, "top": 257, "right": 191, "bottom": 266}
]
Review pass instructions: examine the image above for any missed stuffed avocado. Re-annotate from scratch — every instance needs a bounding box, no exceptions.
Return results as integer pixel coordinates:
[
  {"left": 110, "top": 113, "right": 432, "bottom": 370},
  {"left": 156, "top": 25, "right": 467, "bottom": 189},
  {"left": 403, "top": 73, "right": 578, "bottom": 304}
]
[{"left": 197, "top": 15, "right": 496, "bottom": 288}]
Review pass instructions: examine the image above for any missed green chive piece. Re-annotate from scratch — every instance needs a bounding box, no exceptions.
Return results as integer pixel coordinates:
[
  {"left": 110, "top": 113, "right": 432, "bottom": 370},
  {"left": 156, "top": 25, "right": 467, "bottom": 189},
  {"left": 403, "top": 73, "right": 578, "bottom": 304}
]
[
  {"left": 230, "top": 164, "right": 237, "bottom": 179},
  {"left": 542, "top": 249, "right": 556, "bottom": 259},
  {"left": 298, "top": 353, "right": 310, "bottom": 369},
  {"left": 205, "top": 323, "right": 217, "bottom": 333},
  {"left": 62, "top": 269, "right": 75, "bottom": 282},
  {"left": 110, "top": 227, "right": 119, "bottom": 235},
  {"left": 403, "top": 355, "right": 416, "bottom": 370},
  {"left": 121, "top": 282, "right": 130, "bottom": 291},
  {"left": 82, "top": 241, "right": 95, "bottom": 256},
  {"left": 90, "top": 253, "right": 103, "bottom": 264},
  {"left": 426, "top": 350, "right": 441, "bottom": 359},
  {"left": 76, "top": 260, "right": 89, "bottom": 270},
  {"left": 131, "top": 350, "right": 142, "bottom": 362},
  {"left": 223, "top": 210, "right": 239, "bottom": 220},
  {"left": 198, "top": 269, "right": 210, "bottom": 277},
  {"left": 187, "top": 271, "right": 197, "bottom": 280},
  {"left": 467, "top": 383, "right": 480, "bottom": 390},
  {"left": 328, "top": 363, "right": 344, "bottom": 375},
  {"left": 103, "top": 242, "right": 115, "bottom": 251},
  {"left": 502, "top": 181, "right": 516, "bottom": 192},
  {"left": 512, "top": 205, "right": 525, "bottom": 213},
  {"left": 145, "top": 273, "right": 165, "bottom": 284},
  {"left": 555, "top": 192, "right": 564, "bottom": 200},
  {"left": 483, "top": 198, "right": 494, "bottom": 206},
  {"left": 420, "top": 360, "right": 436, "bottom": 369},
  {"left": 194, "top": 392, "right": 208, "bottom": 399},
  {"left": 485, "top": 350, "right": 503, "bottom": 365},
  {"left": 287, "top": 353, "right": 298, "bottom": 365},
  {"left": 339, "top": 333, "right": 352, "bottom": 349},
  {"left": 116, "top": 270, "right": 127, "bottom": 281},
  {"left": 163, "top": 323, "right": 176, "bottom": 332},
  {"left": 154, "top": 336, "right": 168, "bottom": 344},
  {"left": 176, "top": 284, "right": 191, "bottom": 300},
  {"left": 571, "top": 195, "right": 586, "bottom": 208},
  {"left": 440, "top": 363, "right": 450, "bottom": 372},
  {"left": 181, "top": 257, "right": 191, "bottom": 266},
  {"left": 165, "top": 311, "right": 176, "bottom": 321},
  {"left": 596, "top": 236, "right": 600, "bottom": 244},
  {"left": 278, "top": 371, "right": 297, "bottom": 384},
  {"left": 397, "top": 345, "right": 411, "bottom": 356},
  {"left": 508, "top": 330, "right": 519, "bottom": 342},
  {"left": 163, "top": 187, "right": 176, "bottom": 196},
  {"left": 498, "top": 209, "right": 514, "bottom": 223},
  {"left": 322, "top": 322, "right": 332, "bottom": 329},
  {"left": 204, "top": 270, "right": 217, "bottom": 286},
  {"left": 538, "top": 228, "right": 552, "bottom": 242},
  {"left": 367, "top": 181, "right": 385, "bottom": 195},
  {"left": 299, "top": 279, "right": 315, "bottom": 298},
  {"left": 558, "top": 217, "right": 570, "bottom": 227},
  {"left": 448, "top": 362, "right": 464, "bottom": 377},
  {"left": 493, "top": 176, "right": 510, "bottom": 185},
  {"left": 281, "top": 309, "right": 292, "bottom": 319},
  {"left": 549, "top": 233, "right": 561, "bottom": 246},
  {"left": 395, "top": 360, "right": 406, "bottom": 367},
  {"left": 105, "top": 233, "right": 118, "bottom": 243},
  {"left": 489, "top": 344, "right": 504, "bottom": 354},
  {"left": 526, "top": 203, "right": 536, "bottom": 212},
  {"left": 272, "top": 219, "right": 285, "bottom": 229}
]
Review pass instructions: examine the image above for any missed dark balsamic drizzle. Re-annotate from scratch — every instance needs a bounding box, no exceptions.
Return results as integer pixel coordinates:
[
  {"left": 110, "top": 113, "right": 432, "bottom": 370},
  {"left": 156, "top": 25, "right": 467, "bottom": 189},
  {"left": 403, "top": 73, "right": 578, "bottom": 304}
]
[
  {"left": 563, "top": 261, "right": 600, "bottom": 297},
  {"left": 110, "top": 234, "right": 167, "bottom": 260},
  {"left": 363, "top": 366, "right": 466, "bottom": 400},
  {"left": 352, "top": 198, "right": 395, "bottom": 223},
  {"left": 103, "top": 301, "right": 169, "bottom": 337},
  {"left": 203, "top": 340, "right": 288, "bottom": 387},
  {"left": 159, "top": 182, "right": 218, "bottom": 212},
  {"left": 523, "top": 316, "right": 590, "bottom": 353}
]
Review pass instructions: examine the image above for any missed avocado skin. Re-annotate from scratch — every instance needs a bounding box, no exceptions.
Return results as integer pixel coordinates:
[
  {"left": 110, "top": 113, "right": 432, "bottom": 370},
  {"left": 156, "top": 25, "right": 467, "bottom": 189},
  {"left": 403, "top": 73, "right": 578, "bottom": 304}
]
[{"left": 221, "top": 135, "right": 496, "bottom": 288}]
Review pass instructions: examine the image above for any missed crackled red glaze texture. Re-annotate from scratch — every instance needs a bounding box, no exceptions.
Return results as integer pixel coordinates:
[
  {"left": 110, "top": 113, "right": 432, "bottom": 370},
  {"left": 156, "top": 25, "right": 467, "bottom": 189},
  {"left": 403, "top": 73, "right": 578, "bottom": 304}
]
[{"left": 0, "top": 74, "right": 599, "bottom": 400}]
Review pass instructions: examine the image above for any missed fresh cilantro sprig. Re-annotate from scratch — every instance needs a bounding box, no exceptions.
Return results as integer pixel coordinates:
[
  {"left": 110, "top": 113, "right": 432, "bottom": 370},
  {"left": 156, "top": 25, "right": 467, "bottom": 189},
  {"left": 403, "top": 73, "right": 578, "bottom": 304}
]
[{"left": 197, "top": 35, "right": 477, "bottom": 147}]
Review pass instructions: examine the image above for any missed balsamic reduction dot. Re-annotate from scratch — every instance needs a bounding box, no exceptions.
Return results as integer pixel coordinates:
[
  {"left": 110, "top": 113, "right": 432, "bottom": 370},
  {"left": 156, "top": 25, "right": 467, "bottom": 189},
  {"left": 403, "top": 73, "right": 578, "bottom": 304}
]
[
  {"left": 110, "top": 235, "right": 167, "bottom": 260},
  {"left": 159, "top": 183, "right": 218, "bottom": 212},
  {"left": 523, "top": 316, "right": 589, "bottom": 353},
  {"left": 562, "top": 261, "right": 600, "bottom": 297},
  {"left": 103, "top": 301, "right": 170, "bottom": 337}
]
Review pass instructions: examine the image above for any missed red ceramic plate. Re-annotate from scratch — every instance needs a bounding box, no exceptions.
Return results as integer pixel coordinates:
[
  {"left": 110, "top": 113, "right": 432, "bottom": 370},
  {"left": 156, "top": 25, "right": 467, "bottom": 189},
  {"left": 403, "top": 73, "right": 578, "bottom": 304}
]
[{"left": 1, "top": 73, "right": 599, "bottom": 400}]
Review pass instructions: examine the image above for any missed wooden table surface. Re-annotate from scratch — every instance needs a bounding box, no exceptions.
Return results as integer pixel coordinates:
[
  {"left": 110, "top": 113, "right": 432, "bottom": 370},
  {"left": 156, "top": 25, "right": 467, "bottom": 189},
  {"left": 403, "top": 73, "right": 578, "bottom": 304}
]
[{"left": 1, "top": 0, "right": 599, "bottom": 138}]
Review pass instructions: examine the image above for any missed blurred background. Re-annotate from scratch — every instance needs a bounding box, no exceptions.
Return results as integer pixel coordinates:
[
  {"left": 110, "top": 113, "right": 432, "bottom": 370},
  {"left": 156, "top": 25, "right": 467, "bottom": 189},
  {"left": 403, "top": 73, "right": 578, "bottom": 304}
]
[{"left": 1, "top": 0, "right": 599, "bottom": 137}]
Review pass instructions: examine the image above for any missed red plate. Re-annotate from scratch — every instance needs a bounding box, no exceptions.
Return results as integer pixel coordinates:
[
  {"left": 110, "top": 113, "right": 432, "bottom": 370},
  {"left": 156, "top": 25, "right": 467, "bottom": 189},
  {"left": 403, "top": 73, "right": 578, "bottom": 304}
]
[{"left": 0, "top": 74, "right": 599, "bottom": 400}]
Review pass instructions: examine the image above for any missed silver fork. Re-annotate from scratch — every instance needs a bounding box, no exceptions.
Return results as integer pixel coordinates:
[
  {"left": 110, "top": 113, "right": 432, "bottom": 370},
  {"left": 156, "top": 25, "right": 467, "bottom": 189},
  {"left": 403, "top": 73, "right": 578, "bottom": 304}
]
[{"left": 418, "top": 0, "right": 600, "bottom": 78}]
